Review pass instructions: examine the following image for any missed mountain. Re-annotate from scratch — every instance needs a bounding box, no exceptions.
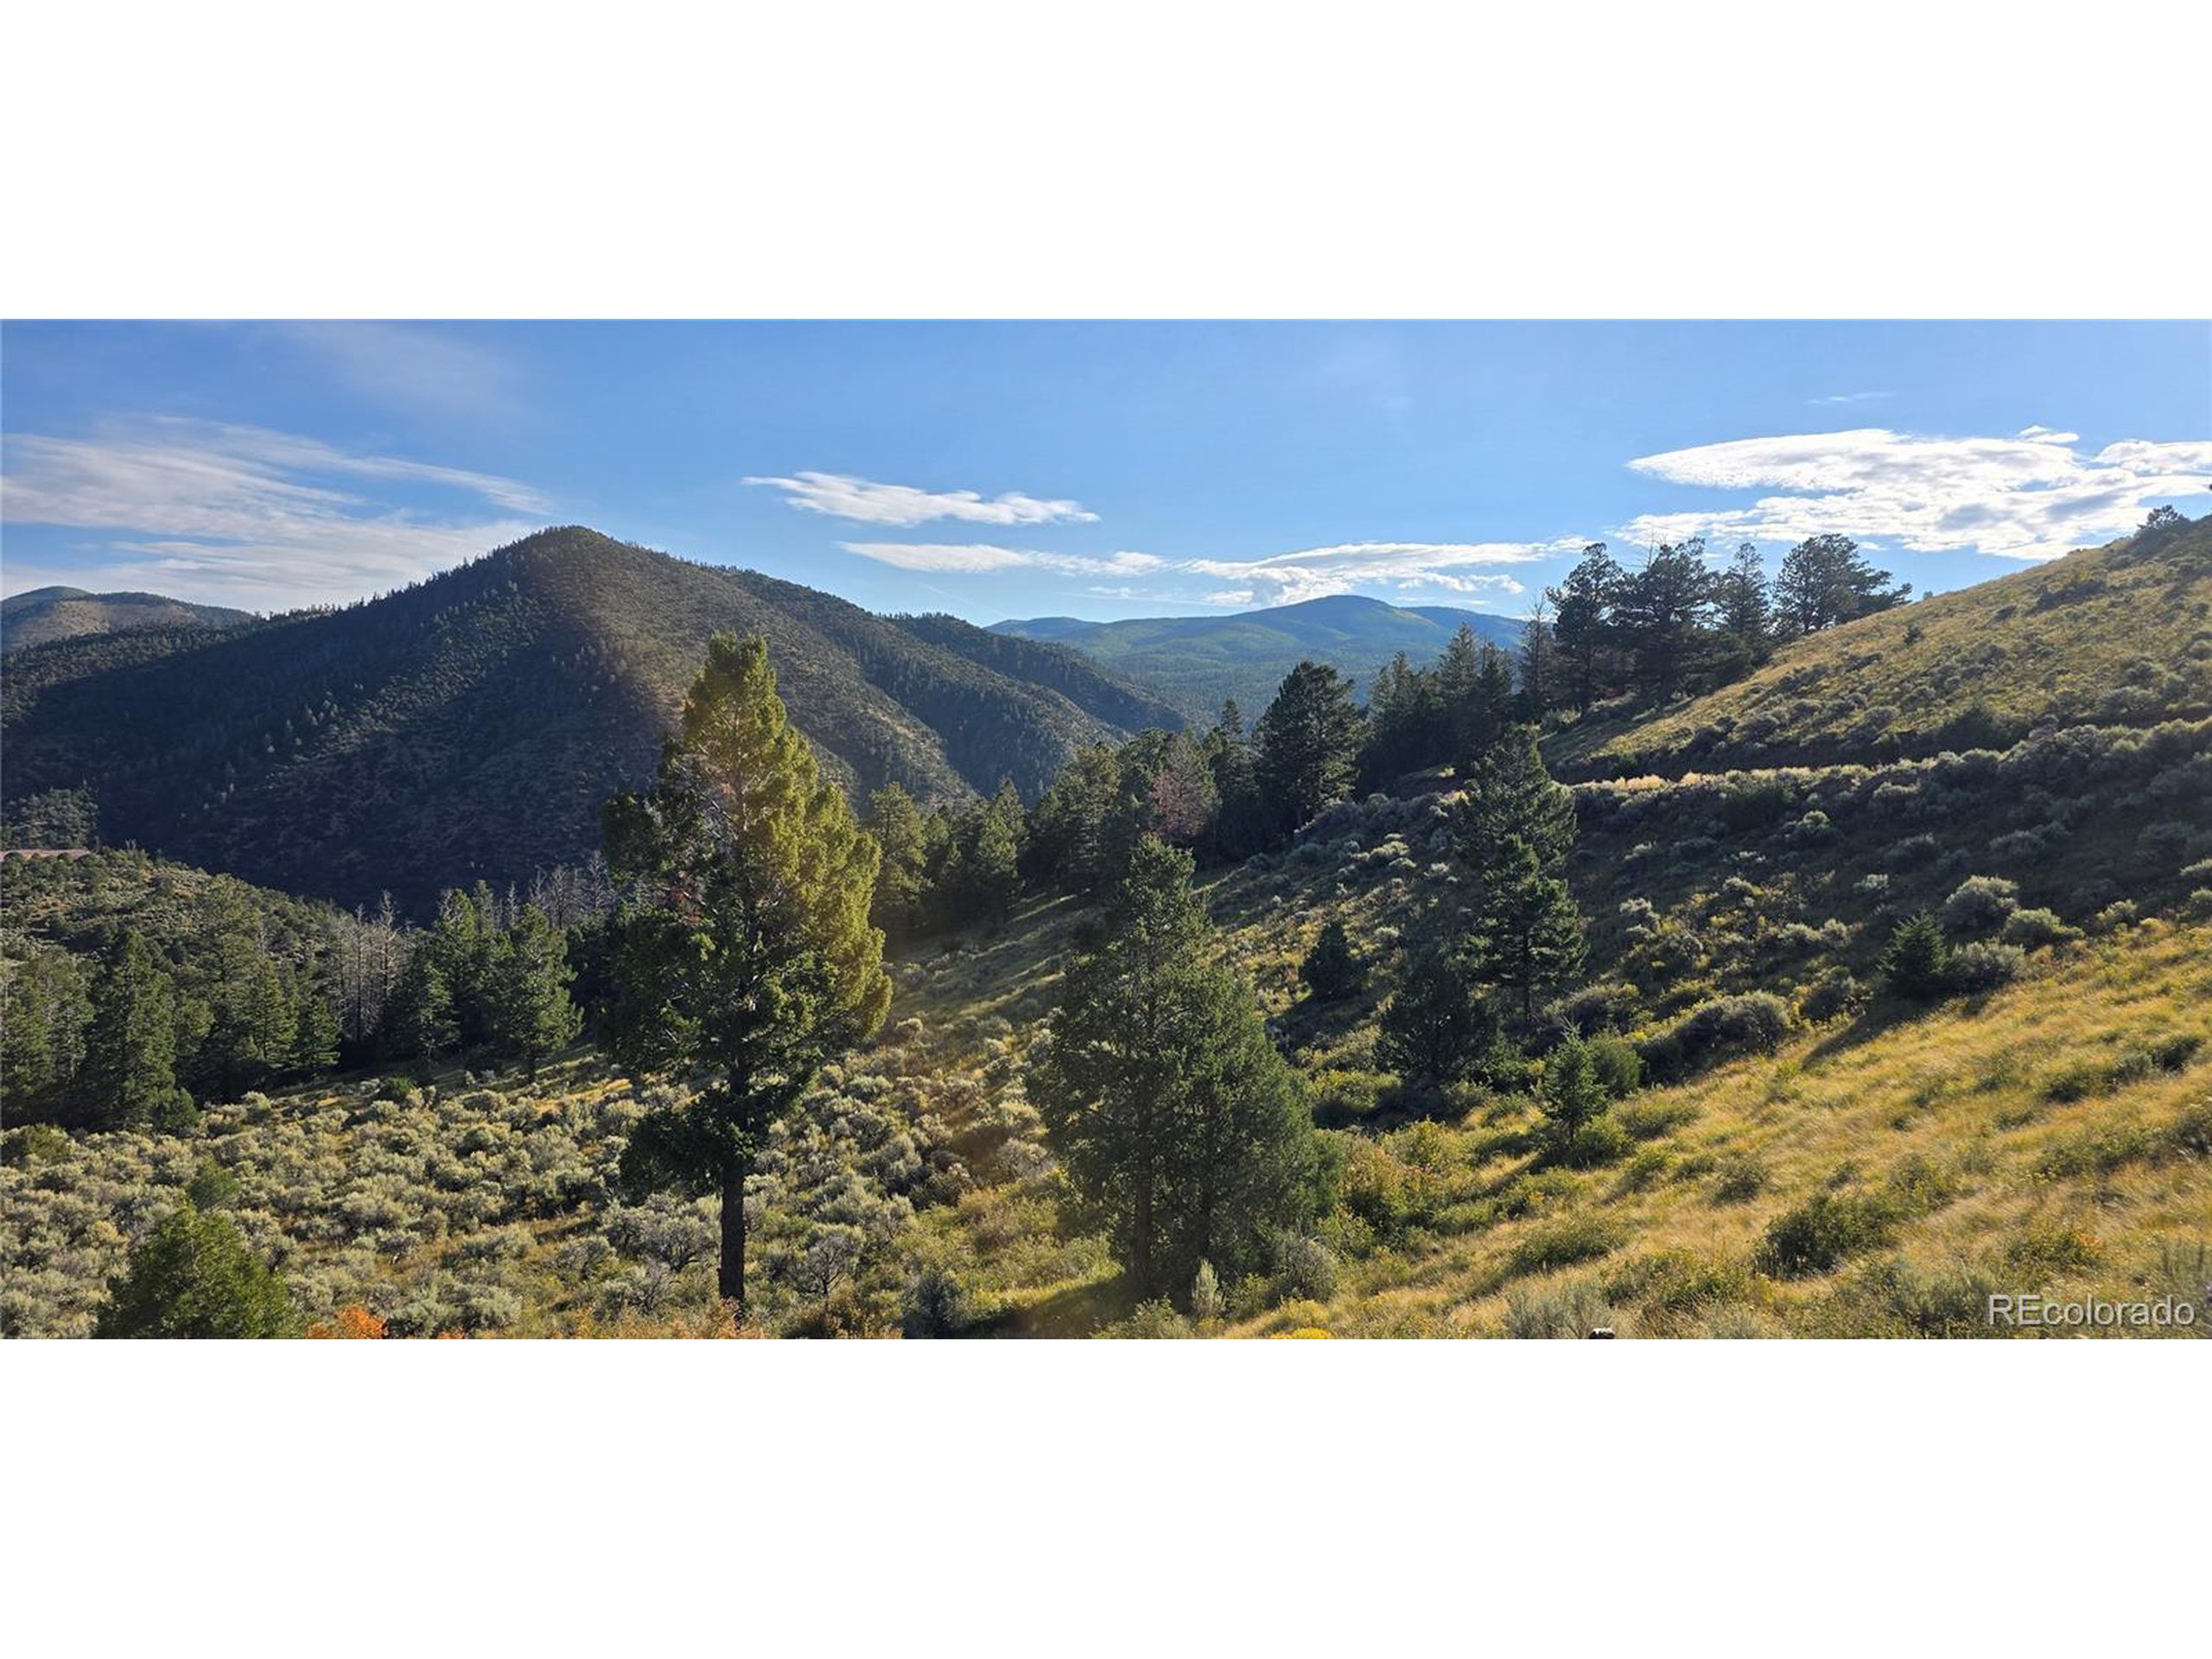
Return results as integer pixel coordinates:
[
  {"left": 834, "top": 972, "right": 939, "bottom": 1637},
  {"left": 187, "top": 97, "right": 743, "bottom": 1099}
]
[
  {"left": 0, "top": 527, "right": 1183, "bottom": 912},
  {"left": 1, "top": 586, "right": 257, "bottom": 654},
  {"left": 1549, "top": 512, "right": 2212, "bottom": 779},
  {"left": 990, "top": 594, "right": 1526, "bottom": 720}
]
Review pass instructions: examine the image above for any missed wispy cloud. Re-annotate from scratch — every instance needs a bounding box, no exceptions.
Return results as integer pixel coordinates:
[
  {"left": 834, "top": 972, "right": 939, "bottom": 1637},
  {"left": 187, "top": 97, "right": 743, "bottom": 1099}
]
[
  {"left": 275, "top": 322, "right": 525, "bottom": 425},
  {"left": 1806, "top": 390, "right": 1891, "bottom": 406},
  {"left": 840, "top": 542, "right": 1160, "bottom": 576},
  {"left": 1623, "top": 426, "right": 2212, "bottom": 562},
  {"left": 1, "top": 417, "right": 549, "bottom": 608},
  {"left": 747, "top": 471, "right": 1097, "bottom": 527},
  {"left": 840, "top": 537, "right": 1544, "bottom": 608},
  {"left": 1184, "top": 543, "right": 1547, "bottom": 606}
]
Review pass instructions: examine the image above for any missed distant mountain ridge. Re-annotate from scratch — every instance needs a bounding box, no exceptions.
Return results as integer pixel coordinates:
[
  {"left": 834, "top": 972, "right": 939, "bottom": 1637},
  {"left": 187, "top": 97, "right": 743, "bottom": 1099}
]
[
  {"left": 0, "top": 528, "right": 1184, "bottom": 912},
  {"left": 990, "top": 593, "right": 1524, "bottom": 718},
  {"left": 1, "top": 586, "right": 257, "bottom": 654}
]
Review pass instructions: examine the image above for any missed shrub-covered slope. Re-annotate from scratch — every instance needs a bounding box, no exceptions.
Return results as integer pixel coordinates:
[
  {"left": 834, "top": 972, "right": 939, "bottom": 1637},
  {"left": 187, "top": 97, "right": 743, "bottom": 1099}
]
[
  {"left": 0, "top": 529, "right": 1178, "bottom": 912},
  {"left": 1550, "top": 513, "right": 2212, "bottom": 778}
]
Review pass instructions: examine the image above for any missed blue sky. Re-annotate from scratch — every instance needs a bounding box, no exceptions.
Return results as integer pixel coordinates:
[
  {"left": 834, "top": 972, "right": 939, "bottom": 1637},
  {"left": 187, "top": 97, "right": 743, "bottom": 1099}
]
[{"left": 3, "top": 321, "right": 2207, "bottom": 620}]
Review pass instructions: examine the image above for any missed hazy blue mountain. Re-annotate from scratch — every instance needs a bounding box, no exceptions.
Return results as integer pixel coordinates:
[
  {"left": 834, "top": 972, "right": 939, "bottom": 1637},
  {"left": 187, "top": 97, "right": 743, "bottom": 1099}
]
[{"left": 990, "top": 593, "right": 1525, "bottom": 718}]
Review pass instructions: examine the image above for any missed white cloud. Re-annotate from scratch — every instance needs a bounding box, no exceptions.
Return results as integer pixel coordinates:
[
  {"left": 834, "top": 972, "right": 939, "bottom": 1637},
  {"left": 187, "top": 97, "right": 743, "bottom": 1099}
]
[
  {"left": 0, "top": 418, "right": 549, "bottom": 608},
  {"left": 1807, "top": 391, "right": 1891, "bottom": 406},
  {"left": 747, "top": 470, "right": 1097, "bottom": 527},
  {"left": 1184, "top": 542, "right": 1551, "bottom": 606},
  {"left": 1622, "top": 427, "right": 2211, "bottom": 563},
  {"left": 839, "top": 543, "right": 1162, "bottom": 576},
  {"left": 839, "top": 537, "right": 1549, "bottom": 609}
]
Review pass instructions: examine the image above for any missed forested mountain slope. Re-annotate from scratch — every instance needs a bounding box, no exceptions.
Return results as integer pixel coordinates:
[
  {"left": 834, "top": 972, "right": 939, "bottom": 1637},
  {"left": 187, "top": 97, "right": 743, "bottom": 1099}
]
[
  {"left": 1550, "top": 513, "right": 2212, "bottom": 779},
  {"left": 0, "top": 528, "right": 1174, "bottom": 912},
  {"left": 993, "top": 594, "right": 1523, "bottom": 718},
  {"left": 1, "top": 586, "right": 257, "bottom": 654}
]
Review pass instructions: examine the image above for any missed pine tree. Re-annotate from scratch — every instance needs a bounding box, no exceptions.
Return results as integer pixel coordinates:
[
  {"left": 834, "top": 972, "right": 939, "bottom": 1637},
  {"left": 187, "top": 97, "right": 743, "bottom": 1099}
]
[
  {"left": 1300, "top": 918, "right": 1366, "bottom": 1001},
  {"left": 1031, "top": 837, "right": 1317, "bottom": 1297},
  {"left": 1205, "top": 701, "right": 1270, "bottom": 861},
  {"left": 385, "top": 947, "right": 457, "bottom": 1073},
  {"left": 1471, "top": 842, "right": 1586, "bottom": 1025},
  {"left": 1453, "top": 730, "right": 1586, "bottom": 1022},
  {"left": 80, "top": 931, "right": 193, "bottom": 1130},
  {"left": 1, "top": 950, "right": 92, "bottom": 1118},
  {"left": 1714, "top": 540, "right": 1773, "bottom": 676},
  {"left": 863, "top": 783, "right": 934, "bottom": 940},
  {"left": 1539, "top": 1035, "right": 1610, "bottom": 1156},
  {"left": 1613, "top": 538, "right": 1716, "bottom": 702},
  {"left": 289, "top": 969, "right": 341, "bottom": 1078},
  {"left": 1773, "top": 534, "right": 1910, "bottom": 638},
  {"left": 489, "top": 903, "right": 581, "bottom": 1080},
  {"left": 1880, "top": 912, "right": 1952, "bottom": 1001},
  {"left": 1452, "top": 727, "right": 1578, "bottom": 876},
  {"left": 1546, "top": 543, "right": 1623, "bottom": 711},
  {"left": 1517, "top": 601, "right": 1555, "bottom": 722},
  {"left": 1376, "top": 944, "right": 1498, "bottom": 1084},
  {"left": 1255, "top": 661, "right": 1363, "bottom": 838},
  {"left": 95, "top": 1200, "right": 296, "bottom": 1338},
  {"left": 601, "top": 633, "right": 889, "bottom": 1322}
]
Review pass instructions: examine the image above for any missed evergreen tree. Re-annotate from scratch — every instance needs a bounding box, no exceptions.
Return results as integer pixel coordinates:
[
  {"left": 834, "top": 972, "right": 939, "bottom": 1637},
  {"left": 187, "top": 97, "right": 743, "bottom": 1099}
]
[
  {"left": 95, "top": 1200, "right": 296, "bottom": 1338},
  {"left": 941, "top": 779, "right": 1027, "bottom": 928},
  {"left": 1539, "top": 1035, "right": 1610, "bottom": 1156},
  {"left": 1517, "top": 601, "right": 1556, "bottom": 722},
  {"left": 1376, "top": 944, "right": 1498, "bottom": 1084},
  {"left": 863, "top": 783, "right": 934, "bottom": 940},
  {"left": 198, "top": 927, "right": 294, "bottom": 1098},
  {"left": 288, "top": 968, "right": 341, "bottom": 1078},
  {"left": 1613, "top": 538, "right": 1715, "bottom": 702},
  {"left": 1255, "top": 661, "right": 1363, "bottom": 838},
  {"left": 1880, "top": 912, "right": 1952, "bottom": 1001},
  {"left": 79, "top": 931, "right": 193, "bottom": 1130},
  {"left": 1470, "top": 841, "right": 1586, "bottom": 1025},
  {"left": 385, "top": 947, "right": 458, "bottom": 1073},
  {"left": 1300, "top": 918, "right": 1366, "bottom": 1001},
  {"left": 1546, "top": 543, "right": 1623, "bottom": 711},
  {"left": 1452, "top": 727, "right": 1578, "bottom": 875},
  {"left": 489, "top": 903, "right": 581, "bottom": 1079},
  {"left": 1713, "top": 540, "right": 1773, "bottom": 676},
  {"left": 1453, "top": 730, "right": 1586, "bottom": 1022},
  {"left": 1205, "top": 701, "right": 1270, "bottom": 861},
  {"left": 1, "top": 950, "right": 92, "bottom": 1119},
  {"left": 1773, "top": 534, "right": 1911, "bottom": 638},
  {"left": 427, "top": 887, "right": 497, "bottom": 1045},
  {"left": 601, "top": 633, "right": 889, "bottom": 1322},
  {"left": 1031, "top": 837, "right": 1318, "bottom": 1297},
  {"left": 1360, "top": 651, "right": 1444, "bottom": 787}
]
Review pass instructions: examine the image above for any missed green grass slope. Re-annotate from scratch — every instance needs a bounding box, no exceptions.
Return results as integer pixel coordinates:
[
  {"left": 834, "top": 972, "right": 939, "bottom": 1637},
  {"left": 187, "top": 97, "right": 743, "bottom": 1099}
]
[{"left": 1549, "top": 512, "right": 2212, "bottom": 779}]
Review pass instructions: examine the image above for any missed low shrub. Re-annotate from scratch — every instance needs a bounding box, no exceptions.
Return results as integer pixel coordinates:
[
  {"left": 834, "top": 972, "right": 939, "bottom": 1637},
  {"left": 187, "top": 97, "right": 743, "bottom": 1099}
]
[
  {"left": 1941, "top": 875, "right": 2019, "bottom": 934},
  {"left": 1508, "top": 1213, "right": 1625, "bottom": 1276},
  {"left": 1948, "top": 940, "right": 2025, "bottom": 991},
  {"left": 1999, "top": 908, "right": 2080, "bottom": 949},
  {"left": 1755, "top": 1191, "right": 1896, "bottom": 1278}
]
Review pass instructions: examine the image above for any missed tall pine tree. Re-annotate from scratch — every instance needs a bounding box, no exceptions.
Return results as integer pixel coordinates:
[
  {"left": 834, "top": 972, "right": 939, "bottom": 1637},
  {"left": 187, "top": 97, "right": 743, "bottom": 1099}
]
[
  {"left": 1255, "top": 661, "right": 1363, "bottom": 839},
  {"left": 1031, "top": 837, "right": 1318, "bottom": 1297},
  {"left": 601, "top": 633, "right": 889, "bottom": 1322}
]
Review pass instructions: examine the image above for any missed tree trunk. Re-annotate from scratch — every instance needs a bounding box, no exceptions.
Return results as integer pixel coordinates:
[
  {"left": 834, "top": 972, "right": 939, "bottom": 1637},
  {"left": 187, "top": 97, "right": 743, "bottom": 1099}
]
[{"left": 719, "top": 1160, "right": 749, "bottom": 1324}]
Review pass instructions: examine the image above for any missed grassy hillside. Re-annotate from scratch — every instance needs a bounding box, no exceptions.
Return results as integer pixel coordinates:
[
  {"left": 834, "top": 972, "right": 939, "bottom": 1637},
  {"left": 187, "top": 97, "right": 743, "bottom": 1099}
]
[
  {"left": 1, "top": 586, "right": 257, "bottom": 654},
  {"left": 993, "top": 594, "right": 1523, "bottom": 719},
  {"left": 0, "top": 529, "right": 1179, "bottom": 912},
  {"left": 1550, "top": 513, "right": 2212, "bottom": 779}
]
